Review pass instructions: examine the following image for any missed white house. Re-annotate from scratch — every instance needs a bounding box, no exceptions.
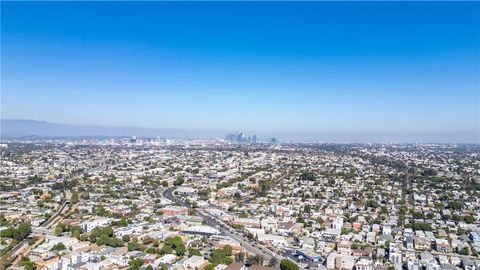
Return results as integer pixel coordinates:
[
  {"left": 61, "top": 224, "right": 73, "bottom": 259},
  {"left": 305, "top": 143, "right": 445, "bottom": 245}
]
[
  {"left": 80, "top": 218, "right": 113, "bottom": 233},
  {"left": 183, "top": 255, "right": 207, "bottom": 270}
]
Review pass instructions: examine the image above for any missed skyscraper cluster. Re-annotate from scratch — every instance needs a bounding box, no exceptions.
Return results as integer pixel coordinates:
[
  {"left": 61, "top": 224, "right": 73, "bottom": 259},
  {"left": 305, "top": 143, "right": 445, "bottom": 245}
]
[{"left": 224, "top": 132, "right": 277, "bottom": 144}]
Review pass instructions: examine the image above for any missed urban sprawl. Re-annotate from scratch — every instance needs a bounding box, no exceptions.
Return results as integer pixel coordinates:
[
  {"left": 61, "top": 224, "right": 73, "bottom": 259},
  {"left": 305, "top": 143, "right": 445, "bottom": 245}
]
[{"left": 1, "top": 137, "right": 479, "bottom": 270}]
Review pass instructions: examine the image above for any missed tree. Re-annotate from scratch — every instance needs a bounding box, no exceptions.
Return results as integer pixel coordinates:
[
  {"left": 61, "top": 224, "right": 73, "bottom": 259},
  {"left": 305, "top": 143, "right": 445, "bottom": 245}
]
[
  {"left": 412, "top": 211, "right": 424, "bottom": 219},
  {"left": 14, "top": 223, "right": 31, "bottom": 241},
  {"left": 188, "top": 247, "right": 201, "bottom": 256},
  {"left": 146, "top": 247, "right": 157, "bottom": 254},
  {"left": 128, "top": 258, "right": 144, "bottom": 270},
  {"left": 118, "top": 218, "right": 128, "bottom": 227},
  {"left": 21, "top": 256, "right": 36, "bottom": 270},
  {"left": 54, "top": 226, "right": 63, "bottom": 236},
  {"left": 459, "top": 247, "right": 470, "bottom": 255},
  {"left": 269, "top": 257, "right": 279, "bottom": 267},
  {"left": 88, "top": 226, "right": 114, "bottom": 243},
  {"left": 1, "top": 228, "right": 15, "bottom": 238},
  {"left": 176, "top": 243, "right": 186, "bottom": 256},
  {"left": 248, "top": 254, "right": 264, "bottom": 265},
  {"left": 71, "top": 192, "right": 79, "bottom": 204},
  {"left": 69, "top": 225, "right": 83, "bottom": 235},
  {"left": 108, "top": 237, "right": 124, "bottom": 247},
  {"left": 162, "top": 236, "right": 185, "bottom": 256},
  {"left": 37, "top": 200, "right": 44, "bottom": 207},
  {"left": 96, "top": 234, "right": 111, "bottom": 246},
  {"left": 174, "top": 176, "right": 185, "bottom": 186},
  {"left": 93, "top": 205, "right": 108, "bottom": 216},
  {"left": 51, "top": 243, "right": 66, "bottom": 251},
  {"left": 128, "top": 241, "right": 142, "bottom": 251},
  {"left": 299, "top": 172, "right": 316, "bottom": 181},
  {"left": 209, "top": 246, "right": 234, "bottom": 266},
  {"left": 280, "top": 259, "right": 299, "bottom": 270},
  {"left": 72, "top": 230, "right": 80, "bottom": 239},
  {"left": 161, "top": 244, "right": 173, "bottom": 254},
  {"left": 464, "top": 215, "right": 475, "bottom": 224},
  {"left": 447, "top": 201, "right": 464, "bottom": 210},
  {"left": 410, "top": 222, "right": 433, "bottom": 231},
  {"left": 421, "top": 168, "right": 437, "bottom": 176},
  {"left": 223, "top": 245, "right": 232, "bottom": 256},
  {"left": 235, "top": 251, "right": 245, "bottom": 262},
  {"left": 122, "top": 235, "right": 130, "bottom": 242},
  {"left": 365, "top": 200, "right": 379, "bottom": 208},
  {"left": 162, "top": 181, "right": 169, "bottom": 187}
]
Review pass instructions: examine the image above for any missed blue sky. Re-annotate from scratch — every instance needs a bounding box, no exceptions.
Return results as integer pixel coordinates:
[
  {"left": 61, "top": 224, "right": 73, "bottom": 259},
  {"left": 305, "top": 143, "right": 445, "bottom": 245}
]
[{"left": 1, "top": 2, "right": 479, "bottom": 141}]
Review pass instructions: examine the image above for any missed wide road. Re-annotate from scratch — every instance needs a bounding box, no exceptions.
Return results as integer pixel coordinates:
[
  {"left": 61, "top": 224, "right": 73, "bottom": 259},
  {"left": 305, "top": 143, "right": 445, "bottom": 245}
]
[
  {"left": 41, "top": 199, "right": 70, "bottom": 229},
  {"left": 87, "top": 162, "right": 106, "bottom": 174},
  {"left": 163, "top": 187, "right": 282, "bottom": 263}
]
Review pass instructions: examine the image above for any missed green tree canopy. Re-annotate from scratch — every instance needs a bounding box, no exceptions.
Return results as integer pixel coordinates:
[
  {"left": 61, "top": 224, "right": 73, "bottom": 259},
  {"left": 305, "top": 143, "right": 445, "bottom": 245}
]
[{"left": 280, "top": 259, "right": 299, "bottom": 270}]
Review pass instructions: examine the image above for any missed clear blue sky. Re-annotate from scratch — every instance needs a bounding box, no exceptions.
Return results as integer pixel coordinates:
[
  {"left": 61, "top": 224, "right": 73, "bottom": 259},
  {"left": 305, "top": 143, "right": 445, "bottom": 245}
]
[{"left": 1, "top": 2, "right": 479, "bottom": 141}]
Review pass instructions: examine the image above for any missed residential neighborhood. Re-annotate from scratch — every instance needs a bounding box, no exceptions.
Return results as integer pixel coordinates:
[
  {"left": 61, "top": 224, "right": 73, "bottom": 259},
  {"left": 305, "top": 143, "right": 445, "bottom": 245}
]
[{"left": 1, "top": 139, "right": 479, "bottom": 270}]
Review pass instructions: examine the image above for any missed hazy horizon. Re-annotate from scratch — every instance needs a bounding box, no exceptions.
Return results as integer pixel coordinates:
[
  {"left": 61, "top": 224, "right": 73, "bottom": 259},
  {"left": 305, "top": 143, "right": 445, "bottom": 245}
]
[
  {"left": 0, "top": 119, "right": 478, "bottom": 143},
  {"left": 1, "top": 2, "right": 479, "bottom": 142}
]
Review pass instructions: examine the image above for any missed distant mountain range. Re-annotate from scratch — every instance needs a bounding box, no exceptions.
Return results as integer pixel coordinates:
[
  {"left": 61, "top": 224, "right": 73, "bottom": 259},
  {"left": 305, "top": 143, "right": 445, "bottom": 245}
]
[
  {"left": 0, "top": 119, "right": 222, "bottom": 138},
  {"left": 1, "top": 119, "right": 478, "bottom": 143}
]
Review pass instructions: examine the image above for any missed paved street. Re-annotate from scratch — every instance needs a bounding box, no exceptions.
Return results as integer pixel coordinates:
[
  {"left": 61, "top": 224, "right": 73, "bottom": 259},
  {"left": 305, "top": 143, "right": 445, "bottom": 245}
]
[{"left": 163, "top": 187, "right": 283, "bottom": 263}]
